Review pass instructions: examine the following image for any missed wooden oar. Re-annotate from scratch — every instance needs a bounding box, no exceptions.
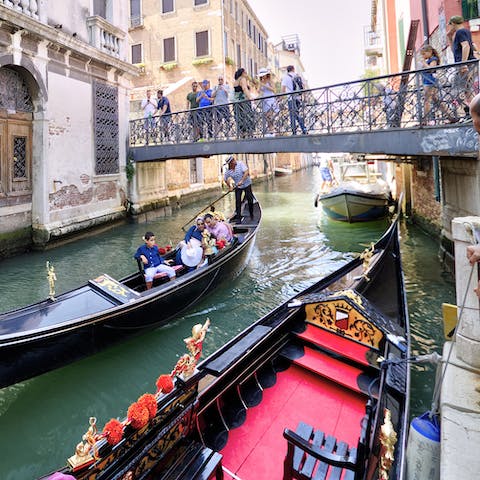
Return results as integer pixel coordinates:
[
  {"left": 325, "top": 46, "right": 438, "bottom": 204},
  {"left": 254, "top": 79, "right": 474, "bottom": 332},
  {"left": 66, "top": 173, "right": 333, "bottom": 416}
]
[{"left": 181, "top": 189, "right": 232, "bottom": 231}]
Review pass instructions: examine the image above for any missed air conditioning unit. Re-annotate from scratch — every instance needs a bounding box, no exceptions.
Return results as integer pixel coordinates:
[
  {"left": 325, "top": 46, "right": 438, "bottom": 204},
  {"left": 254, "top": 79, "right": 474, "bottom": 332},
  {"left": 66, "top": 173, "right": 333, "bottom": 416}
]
[{"left": 286, "top": 43, "right": 296, "bottom": 51}]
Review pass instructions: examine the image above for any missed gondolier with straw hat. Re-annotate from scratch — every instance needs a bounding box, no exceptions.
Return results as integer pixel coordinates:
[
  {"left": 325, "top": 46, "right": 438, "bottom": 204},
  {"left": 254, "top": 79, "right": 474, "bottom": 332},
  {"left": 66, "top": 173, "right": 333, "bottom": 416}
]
[{"left": 223, "top": 155, "right": 255, "bottom": 223}]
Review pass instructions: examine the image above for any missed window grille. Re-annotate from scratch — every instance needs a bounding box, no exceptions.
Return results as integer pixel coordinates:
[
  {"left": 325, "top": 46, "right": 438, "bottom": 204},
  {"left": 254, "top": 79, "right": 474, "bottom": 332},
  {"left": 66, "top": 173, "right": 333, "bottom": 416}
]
[
  {"left": 0, "top": 68, "right": 33, "bottom": 113},
  {"left": 13, "top": 137, "right": 27, "bottom": 179},
  {"left": 94, "top": 81, "right": 119, "bottom": 175}
]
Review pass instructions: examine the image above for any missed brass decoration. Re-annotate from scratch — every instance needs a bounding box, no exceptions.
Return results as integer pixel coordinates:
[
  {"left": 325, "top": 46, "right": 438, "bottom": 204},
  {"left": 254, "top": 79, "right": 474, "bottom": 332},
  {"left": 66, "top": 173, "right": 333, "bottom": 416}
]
[
  {"left": 68, "top": 417, "right": 98, "bottom": 470},
  {"left": 359, "top": 242, "right": 375, "bottom": 280},
  {"left": 305, "top": 294, "right": 383, "bottom": 348},
  {"left": 94, "top": 274, "right": 129, "bottom": 298},
  {"left": 201, "top": 230, "right": 215, "bottom": 256},
  {"left": 172, "top": 318, "right": 211, "bottom": 379},
  {"left": 46, "top": 261, "right": 57, "bottom": 301},
  {"left": 379, "top": 408, "right": 397, "bottom": 480}
]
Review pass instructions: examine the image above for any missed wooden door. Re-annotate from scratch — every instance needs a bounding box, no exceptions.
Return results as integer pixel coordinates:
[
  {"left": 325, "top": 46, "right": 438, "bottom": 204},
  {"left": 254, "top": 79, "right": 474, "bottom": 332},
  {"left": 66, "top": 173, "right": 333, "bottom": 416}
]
[{"left": 0, "top": 117, "right": 32, "bottom": 202}]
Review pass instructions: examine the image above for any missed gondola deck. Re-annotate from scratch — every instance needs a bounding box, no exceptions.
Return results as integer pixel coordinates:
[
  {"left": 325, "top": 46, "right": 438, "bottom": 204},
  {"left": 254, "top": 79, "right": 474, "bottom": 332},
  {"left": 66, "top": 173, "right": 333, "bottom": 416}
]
[{"left": 220, "top": 364, "right": 366, "bottom": 480}]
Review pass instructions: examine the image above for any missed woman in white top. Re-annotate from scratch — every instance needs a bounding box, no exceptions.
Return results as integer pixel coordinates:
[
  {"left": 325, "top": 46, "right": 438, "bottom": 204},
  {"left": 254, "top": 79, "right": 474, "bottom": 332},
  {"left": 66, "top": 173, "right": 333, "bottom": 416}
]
[{"left": 258, "top": 68, "right": 278, "bottom": 135}]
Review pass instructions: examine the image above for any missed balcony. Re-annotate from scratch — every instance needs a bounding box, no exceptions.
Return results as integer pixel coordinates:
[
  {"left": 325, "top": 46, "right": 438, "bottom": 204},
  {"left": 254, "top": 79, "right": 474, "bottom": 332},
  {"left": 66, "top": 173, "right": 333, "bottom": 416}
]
[
  {"left": 0, "top": 0, "right": 44, "bottom": 20},
  {"left": 87, "top": 15, "right": 125, "bottom": 59}
]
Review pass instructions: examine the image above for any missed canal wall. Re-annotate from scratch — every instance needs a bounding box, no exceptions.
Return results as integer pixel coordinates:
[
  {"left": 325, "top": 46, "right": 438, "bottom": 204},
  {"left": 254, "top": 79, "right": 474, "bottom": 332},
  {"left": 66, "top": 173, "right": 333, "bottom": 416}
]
[{"left": 441, "top": 217, "right": 480, "bottom": 479}]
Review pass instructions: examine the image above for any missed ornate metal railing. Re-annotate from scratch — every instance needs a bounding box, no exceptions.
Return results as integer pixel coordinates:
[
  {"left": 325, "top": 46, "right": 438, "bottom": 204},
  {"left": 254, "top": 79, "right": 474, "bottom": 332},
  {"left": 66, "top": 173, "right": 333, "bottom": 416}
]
[{"left": 129, "top": 59, "right": 479, "bottom": 147}]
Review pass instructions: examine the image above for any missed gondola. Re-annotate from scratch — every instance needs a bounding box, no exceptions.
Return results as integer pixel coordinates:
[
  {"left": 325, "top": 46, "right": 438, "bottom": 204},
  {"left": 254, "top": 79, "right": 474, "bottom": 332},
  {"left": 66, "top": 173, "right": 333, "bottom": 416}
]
[
  {"left": 41, "top": 215, "right": 410, "bottom": 480},
  {"left": 0, "top": 199, "right": 261, "bottom": 389}
]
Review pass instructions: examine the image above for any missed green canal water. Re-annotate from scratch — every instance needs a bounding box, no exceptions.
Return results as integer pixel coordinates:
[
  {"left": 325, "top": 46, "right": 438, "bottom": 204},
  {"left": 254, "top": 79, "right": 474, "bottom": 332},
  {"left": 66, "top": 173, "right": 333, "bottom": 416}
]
[{"left": 0, "top": 167, "right": 455, "bottom": 479}]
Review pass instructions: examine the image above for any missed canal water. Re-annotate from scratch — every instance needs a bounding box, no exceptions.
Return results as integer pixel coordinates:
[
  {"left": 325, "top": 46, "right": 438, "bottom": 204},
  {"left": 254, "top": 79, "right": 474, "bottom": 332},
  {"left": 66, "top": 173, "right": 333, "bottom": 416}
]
[{"left": 0, "top": 167, "right": 455, "bottom": 479}]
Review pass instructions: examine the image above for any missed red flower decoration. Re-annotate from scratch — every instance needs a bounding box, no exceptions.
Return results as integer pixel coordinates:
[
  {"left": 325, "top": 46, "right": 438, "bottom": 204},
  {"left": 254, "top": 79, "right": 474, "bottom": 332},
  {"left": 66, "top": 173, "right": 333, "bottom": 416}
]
[
  {"left": 166, "top": 245, "right": 172, "bottom": 251},
  {"left": 103, "top": 418, "right": 124, "bottom": 445},
  {"left": 215, "top": 241, "right": 224, "bottom": 249},
  {"left": 138, "top": 393, "right": 157, "bottom": 420},
  {"left": 156, "top": 374, "right": 174, "bottom": 394},
  {"left": 159, "top": 247, "right": 166, "bottom": 255},
  {"left": 127, "top": 401, "right": 150, "bottom": 429}
]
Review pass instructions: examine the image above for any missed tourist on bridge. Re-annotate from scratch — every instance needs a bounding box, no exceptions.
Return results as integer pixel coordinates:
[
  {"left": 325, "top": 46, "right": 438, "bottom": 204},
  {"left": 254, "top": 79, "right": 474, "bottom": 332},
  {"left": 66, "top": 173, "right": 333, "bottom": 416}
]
[
  {"left": 233, "top": 68, "right": 255, "bottom": 137},
  {"left": 197, "top": 79, "right": 214, "bottom": 138},
  {"left": 157, "top": 90, "right": 172, "bottom": 141},
  {"left": 212, "top": 75, "right": 232, "bottom": 136},
  {"left": 141, "top": 89, "right": 157, "bottom": 141},
  {"left": 281, "top": 65, "right": 307, "bottom": 135},
  {"left": 448, "top": 15, "right": 477, "bottom": 120},
  {"left": 258, "top": 67, "right": 278, "bottom": 135},
  {"left": 186, "top": 81, "right": 200, "bottom": 141},
  {"left": 224, "top": 155, "right": 255, "bottom": 222},
  {"left": 419, "top": 45, "right": 455, "bottom": 125}
]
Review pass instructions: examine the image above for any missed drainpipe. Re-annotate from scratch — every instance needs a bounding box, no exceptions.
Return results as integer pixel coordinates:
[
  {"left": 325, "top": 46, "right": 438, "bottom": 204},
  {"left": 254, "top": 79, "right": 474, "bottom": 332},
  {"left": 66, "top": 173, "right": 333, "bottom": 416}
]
[
  {"left": 220, "top": 0, "right": 226, "bottom": 80},
  {"left": 421, "top": 0, "right": 429, "bottom": 44}
]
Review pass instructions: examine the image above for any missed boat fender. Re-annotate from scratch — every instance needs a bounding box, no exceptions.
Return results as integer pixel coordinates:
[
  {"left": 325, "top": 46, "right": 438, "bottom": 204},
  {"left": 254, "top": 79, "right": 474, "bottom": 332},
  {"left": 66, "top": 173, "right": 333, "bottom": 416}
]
[
  {"left": 314, "top": 194, "right": 319, "bottom": 208},
  {"left": 406, "top": 411, "right": 440, "bottom": 480}
]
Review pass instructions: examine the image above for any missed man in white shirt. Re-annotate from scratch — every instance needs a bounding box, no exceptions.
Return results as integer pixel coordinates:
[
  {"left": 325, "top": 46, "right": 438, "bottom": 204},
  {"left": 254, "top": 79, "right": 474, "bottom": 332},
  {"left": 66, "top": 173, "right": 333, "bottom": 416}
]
[
  {"left": 141, "top": 89, "right": 157, "bottom": 140},
  {"left": 281, "top": 65, "right": 307, "bottom": 135}
]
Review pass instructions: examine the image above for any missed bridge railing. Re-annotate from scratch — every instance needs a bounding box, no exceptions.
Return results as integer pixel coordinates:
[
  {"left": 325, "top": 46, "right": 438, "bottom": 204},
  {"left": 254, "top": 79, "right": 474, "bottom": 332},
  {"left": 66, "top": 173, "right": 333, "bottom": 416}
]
[{"left": 129, "top": 59, "right": 479, "bottom": 147}]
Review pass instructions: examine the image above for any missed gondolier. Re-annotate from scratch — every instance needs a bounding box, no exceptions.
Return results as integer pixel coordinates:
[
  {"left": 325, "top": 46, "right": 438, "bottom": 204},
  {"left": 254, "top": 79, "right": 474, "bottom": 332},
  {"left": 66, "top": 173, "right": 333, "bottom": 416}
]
[{"left": 224, "top": 155, "right": 255, "bottom": 222}]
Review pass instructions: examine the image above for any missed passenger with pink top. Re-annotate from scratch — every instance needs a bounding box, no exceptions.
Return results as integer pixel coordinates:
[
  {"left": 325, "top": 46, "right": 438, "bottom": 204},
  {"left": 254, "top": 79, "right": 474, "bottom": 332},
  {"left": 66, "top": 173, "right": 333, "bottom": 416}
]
[{"left": 204, "top": 213, "right": 233, "bottom": 242}]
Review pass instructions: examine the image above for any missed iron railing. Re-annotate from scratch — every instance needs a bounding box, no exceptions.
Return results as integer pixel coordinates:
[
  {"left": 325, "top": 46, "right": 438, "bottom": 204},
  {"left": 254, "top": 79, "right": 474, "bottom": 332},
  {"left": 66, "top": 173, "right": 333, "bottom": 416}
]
[{"left": 129, "top": 59, "right": 479, "bottom": 147}]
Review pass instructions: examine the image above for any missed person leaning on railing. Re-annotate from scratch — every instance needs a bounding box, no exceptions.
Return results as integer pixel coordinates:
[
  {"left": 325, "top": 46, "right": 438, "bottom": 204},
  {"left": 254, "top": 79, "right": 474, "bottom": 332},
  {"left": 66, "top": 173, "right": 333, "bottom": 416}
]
[{"left": 447, "top": 15, "right": 477, "bottom": 120}]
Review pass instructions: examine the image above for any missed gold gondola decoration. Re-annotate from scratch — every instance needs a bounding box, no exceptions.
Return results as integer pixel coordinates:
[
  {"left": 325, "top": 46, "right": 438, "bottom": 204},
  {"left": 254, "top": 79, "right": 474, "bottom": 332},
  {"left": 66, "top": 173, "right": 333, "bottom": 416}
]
[
  {"left": 67, "top": 417, "right": 98, "bottom": 470},
  {"left": 379, "top": 408, "right": 397, "bottom": 480},
  {"left": 359, "top": 242, "right": 375, "bottom": 281},
  {"left": 66, "top": 320, "right": 211, "bottom": 471},
  {"left": 46, "top": 261, "right": 57, "bottom": 301}
]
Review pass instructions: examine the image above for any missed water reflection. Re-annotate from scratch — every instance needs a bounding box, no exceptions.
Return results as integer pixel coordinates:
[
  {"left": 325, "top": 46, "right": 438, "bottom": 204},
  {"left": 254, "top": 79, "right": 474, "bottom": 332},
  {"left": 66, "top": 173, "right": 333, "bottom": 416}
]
[{"left": 0, "top": 167, "right": 454, "bottom": 479}]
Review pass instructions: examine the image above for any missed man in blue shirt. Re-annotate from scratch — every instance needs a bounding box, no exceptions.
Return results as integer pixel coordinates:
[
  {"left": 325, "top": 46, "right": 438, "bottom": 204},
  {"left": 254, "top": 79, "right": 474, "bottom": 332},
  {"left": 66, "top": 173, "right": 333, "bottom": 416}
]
[
  {"left": 157, "top": 90, "right": 172, "bottom": 140},
  {"left": 223, "top": 155, "right": 255, "bottom": 222},
  {"left": 134, "top": 231, "right": 176, "bottom": 289},
  {"left": 448, "top": 15, "right": 476, "bottom": 119},
  {"left": 197, "top": 79, "right": 213, "bottom": 138}
]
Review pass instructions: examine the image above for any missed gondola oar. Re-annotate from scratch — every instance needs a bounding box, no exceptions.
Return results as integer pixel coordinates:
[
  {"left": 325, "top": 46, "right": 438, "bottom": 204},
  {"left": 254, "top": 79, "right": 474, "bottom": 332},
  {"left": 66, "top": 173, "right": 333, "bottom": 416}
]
[{"left": 181, "top": 189, "right": 233, "bottom": 231}]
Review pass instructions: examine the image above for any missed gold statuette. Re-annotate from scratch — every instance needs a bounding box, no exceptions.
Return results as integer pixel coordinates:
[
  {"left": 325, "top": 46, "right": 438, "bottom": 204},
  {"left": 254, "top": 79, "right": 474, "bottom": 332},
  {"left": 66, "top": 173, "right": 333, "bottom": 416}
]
[
  {"left": 67, "top": 417, "right": 98, "bottom": 470},
  {"left": 46, "top": 261, "right": 57, "bottom": 301},
  {"left": 379, "top": 408, "right": 397, "bottom": 480}
]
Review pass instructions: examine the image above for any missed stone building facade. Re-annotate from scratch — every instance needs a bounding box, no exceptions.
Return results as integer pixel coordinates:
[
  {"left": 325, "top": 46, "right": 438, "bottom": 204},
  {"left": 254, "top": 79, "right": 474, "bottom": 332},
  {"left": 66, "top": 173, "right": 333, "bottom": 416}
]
[
  {"left": 127, "top": 0, "right": 276, "bottom": 215},
  {"left": 0, "top": 1, "right": 136, "bottom": 257}
]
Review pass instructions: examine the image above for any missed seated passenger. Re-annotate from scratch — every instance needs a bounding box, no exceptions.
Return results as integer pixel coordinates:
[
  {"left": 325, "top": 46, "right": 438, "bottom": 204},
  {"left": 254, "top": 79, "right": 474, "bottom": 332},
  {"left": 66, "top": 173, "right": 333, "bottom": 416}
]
[
  {"left": 134, "top": 231, "right": 176, "bottom": 289},
  {"left": 204, "top": 213, "right": 233, "bottom": 242},
  {"left": 212, "top": 210, "right": 234, "bottom": 239},
  {"left": 175, "top": 217, "right": 207, "bottom": 268}
]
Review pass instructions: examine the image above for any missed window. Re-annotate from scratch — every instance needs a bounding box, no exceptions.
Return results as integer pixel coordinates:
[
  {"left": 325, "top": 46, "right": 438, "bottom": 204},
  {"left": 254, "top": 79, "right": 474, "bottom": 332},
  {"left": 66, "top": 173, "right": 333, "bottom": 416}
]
[
  {"left": 194, "top": 0, "right": 208, "bottom": 5},
  {"left": 162, "top": 0, "right": 174, "bottom": 14},
  {"left": 195, "top": 30, "right": 209, "bottom": 57},
  {"left": 130, "top": 0, "right": 142, "bottom": 27},
  {"left": 236, "top": 44, "right": 241, "bottom": 66},
  {"left": 462, "top": 0, "right": 478, "bottom": 20},
  {"left": 131, "top": 44, "right": 142, "bottom": 64},
  {"left": 93, "top": 0, "right": 106, "bottom": 17},
  {"left": 163, "top": 37, "right": 175, "bottom": 63},
  {"left": 224, "top": 31, "right": 228, "bottom": 57}
]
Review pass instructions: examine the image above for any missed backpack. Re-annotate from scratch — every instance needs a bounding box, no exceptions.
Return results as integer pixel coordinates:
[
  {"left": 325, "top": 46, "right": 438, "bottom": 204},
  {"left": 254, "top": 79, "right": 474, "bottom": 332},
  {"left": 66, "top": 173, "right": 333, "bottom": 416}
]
[{"left": 292, "top": 74, "right": 304, "bottom": 91}]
